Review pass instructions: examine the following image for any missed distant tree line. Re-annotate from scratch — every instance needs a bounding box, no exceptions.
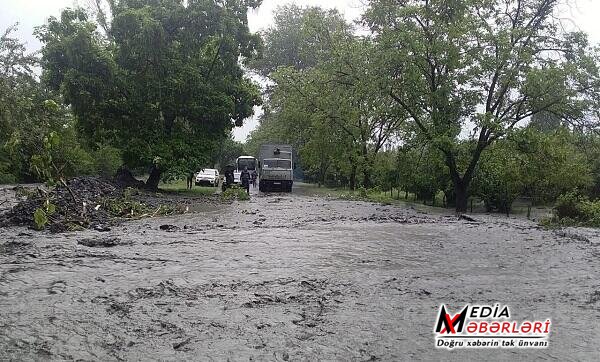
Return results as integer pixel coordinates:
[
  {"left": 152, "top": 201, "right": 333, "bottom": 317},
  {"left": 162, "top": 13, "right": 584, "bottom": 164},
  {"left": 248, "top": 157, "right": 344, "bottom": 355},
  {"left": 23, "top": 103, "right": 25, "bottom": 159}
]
[
  {"left": 2, "top": 0, "right": 600, "bottom": 216},
  {"left": 246, "top": 1, "right": 600, "bottom": 212}
]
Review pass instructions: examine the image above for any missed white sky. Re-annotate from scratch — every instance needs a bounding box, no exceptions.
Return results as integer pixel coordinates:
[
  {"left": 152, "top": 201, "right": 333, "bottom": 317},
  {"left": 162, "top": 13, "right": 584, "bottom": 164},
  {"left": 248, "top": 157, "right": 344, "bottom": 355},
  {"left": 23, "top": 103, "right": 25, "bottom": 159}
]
[{"left": 1, "top": 0, "right": 600, "bottom": 142}]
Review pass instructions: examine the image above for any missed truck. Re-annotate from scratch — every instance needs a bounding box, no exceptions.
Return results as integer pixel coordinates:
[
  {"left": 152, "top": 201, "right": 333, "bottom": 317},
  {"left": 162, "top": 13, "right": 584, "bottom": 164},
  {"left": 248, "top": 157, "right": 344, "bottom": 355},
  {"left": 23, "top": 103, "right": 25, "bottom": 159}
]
[{"left": 258, "top": 144, "right": 293, "bottom": 192}]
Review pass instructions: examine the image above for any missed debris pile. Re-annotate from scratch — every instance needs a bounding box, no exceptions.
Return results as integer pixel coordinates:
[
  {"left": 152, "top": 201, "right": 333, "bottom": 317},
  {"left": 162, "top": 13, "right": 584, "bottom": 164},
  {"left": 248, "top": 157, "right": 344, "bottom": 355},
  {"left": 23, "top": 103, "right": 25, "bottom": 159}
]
[
  {"left": 0, "top": 174, "right": 230, "bottom": 232},
  {"left": 0, "top": 177, "right": 121, "bottom": 232}
]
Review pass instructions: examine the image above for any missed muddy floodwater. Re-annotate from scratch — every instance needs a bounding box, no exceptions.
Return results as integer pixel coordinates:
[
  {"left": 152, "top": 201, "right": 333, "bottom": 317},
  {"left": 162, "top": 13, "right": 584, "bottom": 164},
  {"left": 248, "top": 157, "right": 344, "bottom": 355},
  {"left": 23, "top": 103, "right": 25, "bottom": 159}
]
[{"left": 1, "top": 184, "right": 600, "bottom": 360}]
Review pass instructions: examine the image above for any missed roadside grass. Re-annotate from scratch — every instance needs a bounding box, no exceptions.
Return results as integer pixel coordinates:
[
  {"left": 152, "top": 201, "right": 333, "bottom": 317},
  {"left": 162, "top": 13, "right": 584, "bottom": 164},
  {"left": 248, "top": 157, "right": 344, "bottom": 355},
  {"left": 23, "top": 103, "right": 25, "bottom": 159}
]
[
  {"left": 302, "top": 184, "right": 446, "bottom": 214},
  {"left": 159, "top": 178, "right": 218, "bottom": 195},
  {"left": 302, "top": 183, "right": 552, "bottom": 219}
]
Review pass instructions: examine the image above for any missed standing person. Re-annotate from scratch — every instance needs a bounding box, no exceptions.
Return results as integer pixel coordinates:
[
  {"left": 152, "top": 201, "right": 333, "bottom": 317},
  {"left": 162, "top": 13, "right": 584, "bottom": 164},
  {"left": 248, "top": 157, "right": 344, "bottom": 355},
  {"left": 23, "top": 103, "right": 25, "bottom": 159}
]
[
  {"left": 251, "top": 170, "right": 257, "bottom": 188},
  {"left": 240, "top": 166, "right": 251, "bottom": 194},
  {"left": 222, "top": 166, "right": 234, "bottom": 192},
  {"left": 186, "top": 171, "right": 194, "bottom": 190}
]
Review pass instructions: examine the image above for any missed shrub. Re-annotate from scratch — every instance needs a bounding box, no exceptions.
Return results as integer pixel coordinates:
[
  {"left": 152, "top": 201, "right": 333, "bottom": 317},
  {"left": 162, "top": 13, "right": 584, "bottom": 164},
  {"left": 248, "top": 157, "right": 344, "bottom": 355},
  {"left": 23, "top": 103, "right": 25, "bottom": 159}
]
[
  {"left": 358, "top": 186, "right": 367, "bottom": 197},
  {"left": 0, "top": 172, "right": 16, "bottom": 184},
  {"left": 367, "top": 186, "right": 381, "bottom": 195},
  {"left": 222, "top": 185, "right": 250, "bottom": 201},
  {"left": 93, "top": 144, "right": 122, "bottom": 178},
  {"left": 64, "top": 146, "right": 95, "bottom": 176},
  {"left": 554, "top": 191, "right": 585, "bottom": 220},
  {"left": 553, "top": 191, "right": 600, "bottom": 227}
]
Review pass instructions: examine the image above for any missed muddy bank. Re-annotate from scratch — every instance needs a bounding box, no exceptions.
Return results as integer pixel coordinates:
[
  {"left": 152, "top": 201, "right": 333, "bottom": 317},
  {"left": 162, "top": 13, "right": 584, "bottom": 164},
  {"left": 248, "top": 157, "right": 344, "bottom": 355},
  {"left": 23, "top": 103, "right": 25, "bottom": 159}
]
[
  {"left": 1, "top": 185, "right": 600, "bottom": 360},
  {"left": 0, "top": 177, "right": 223, "bottom": 232}
]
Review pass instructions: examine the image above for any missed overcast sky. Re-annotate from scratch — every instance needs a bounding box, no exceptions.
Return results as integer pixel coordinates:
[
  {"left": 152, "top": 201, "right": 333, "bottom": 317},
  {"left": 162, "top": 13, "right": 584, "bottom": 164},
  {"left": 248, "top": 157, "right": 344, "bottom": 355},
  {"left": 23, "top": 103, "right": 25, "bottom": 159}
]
[{"left": 2, "top": 0, "right": 600, "bottom": 141}]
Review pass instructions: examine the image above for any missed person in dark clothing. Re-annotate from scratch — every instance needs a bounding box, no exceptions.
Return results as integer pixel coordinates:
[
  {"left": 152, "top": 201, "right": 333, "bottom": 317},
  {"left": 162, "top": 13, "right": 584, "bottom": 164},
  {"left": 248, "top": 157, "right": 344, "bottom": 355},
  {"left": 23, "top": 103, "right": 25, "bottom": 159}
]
[
  {"left": 240, "top": 166, "right": 251, "bottom": 194},
  {"left": 251, "top": 170, "right": 257, "bottom": 188},
  {"left": 225, "top": 169, "right": 234, "bottom": 185},
  {"left": 222, "top": 167, "right": 234, "bottom": 191},
  {"left": 186, "top": 171, "right": 194, "bottom": 190}
]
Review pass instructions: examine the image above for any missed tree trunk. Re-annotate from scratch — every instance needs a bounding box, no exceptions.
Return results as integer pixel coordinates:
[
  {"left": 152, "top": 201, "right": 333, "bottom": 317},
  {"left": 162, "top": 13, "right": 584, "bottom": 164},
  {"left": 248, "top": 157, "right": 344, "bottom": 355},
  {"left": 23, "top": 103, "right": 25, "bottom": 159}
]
[
  {"left": 362, "top": 170, "right": 371, "bottom": 189},
  {"left": 145, "top": 165, "right": 162, "bottom": 191},
  {"left": 443, "top": 145, "right": 483, "bottom": 213},
  {"left": 455, "top": 181, "right": 468, "bottom": 213},
  {"left": 349, "top": 164, "right": 357, "bottom": 191}
]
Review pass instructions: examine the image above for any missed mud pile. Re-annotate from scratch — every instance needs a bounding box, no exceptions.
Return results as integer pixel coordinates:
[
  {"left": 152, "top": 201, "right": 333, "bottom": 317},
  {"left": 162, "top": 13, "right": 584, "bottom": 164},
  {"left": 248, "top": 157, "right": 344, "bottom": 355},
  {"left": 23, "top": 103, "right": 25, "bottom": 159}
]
[{"left": 0, "top": 177, "right": 122, "bottom": 232}]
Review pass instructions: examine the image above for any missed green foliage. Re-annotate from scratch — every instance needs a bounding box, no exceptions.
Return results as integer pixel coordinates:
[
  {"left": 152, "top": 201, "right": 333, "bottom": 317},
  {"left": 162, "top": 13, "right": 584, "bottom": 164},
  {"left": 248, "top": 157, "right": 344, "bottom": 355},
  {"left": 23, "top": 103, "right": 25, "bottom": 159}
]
[
  {"left": 368, "top": 186, "right": 381, "bottom": 195},
  {"left": 101, "top": 187, "right": 179, "bottom": 218},
  {"left": 364, "top": 0, "right": 600, "bottom": 211},
  {"left": 372, "top": 150, "right": 399, "bottom": 193},
  {"left": 552, "top": 191, "right": 600, "bottom": 227},
  {"left": 248, "top": 6, "right": 404, "bottom": 189},
  {"left": 0, "top": 172, "right": 16, "bottom": 184},
  {"left": 33, "top": 198, "right": 56, "bottom": 230},
  {"left": 213, "top": 137, "right": 245, "bottom": 169},
  {"left": 29, "top": 131, "right": 63, "bottom": 184},
  {"left": 92, "top": 144, "right": 122, "bottom": 178},
  {"left": 571, "top": 132, "right": 600, "bottom": 199},
  {"left": 251, "top": 5, "right": 350, "bottom": 76},
  {"left": 514, "top": 128, "right": 592, "bottom": 204},
  {"left": 357, "top": 186, "right": 367, "bottom": 198},
  {"left": 1, "top": 24, "right": 94, "bottom": 183},
  {"left": 554, "top": 191, "right": 585, "bottom": 221},
  {"left": 473, "top": 127, "right": 592, "bottom": 213},
  {"left": 33, "top": 208, "right": 48, "bottom": 230},
  {"left": 395, "top": 144, "right": 450, "bottom": 205},
  {"left": 37, "top": 2, "right": 263, "bottom": 185},
  {"left": 102, "top": 197, "right": 147, "bottom": 218},
  {"left": 222, "top": 185, "right": 250, "bottom": 201},
  {"left": 159, "top": 178, "right": 216, "bottom": 195},
  {"left": 473, "top": 142, "right": 524, "bottom": 213}
]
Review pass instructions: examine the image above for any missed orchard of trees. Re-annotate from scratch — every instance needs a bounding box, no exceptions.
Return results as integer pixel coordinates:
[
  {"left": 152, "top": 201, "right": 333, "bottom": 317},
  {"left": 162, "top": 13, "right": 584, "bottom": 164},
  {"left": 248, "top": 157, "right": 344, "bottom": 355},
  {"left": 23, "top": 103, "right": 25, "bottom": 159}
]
[
  {"left": 247, "top": 0, "right": 600, "bottom": 213},
  {"left": 2, "top": 0, "right": 600, "bottom": 215}
]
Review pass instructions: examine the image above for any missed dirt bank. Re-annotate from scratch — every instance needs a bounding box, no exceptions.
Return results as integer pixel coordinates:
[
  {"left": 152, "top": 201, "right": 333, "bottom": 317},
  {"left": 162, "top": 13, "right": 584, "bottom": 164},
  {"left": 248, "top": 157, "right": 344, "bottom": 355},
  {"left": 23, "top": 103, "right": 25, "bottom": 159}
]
[
  {"left": 1, "top": 184, "right": 600, "bottom": 360},
  {"left": 0, "top": 177, "right": 223, "bottom": 232}
]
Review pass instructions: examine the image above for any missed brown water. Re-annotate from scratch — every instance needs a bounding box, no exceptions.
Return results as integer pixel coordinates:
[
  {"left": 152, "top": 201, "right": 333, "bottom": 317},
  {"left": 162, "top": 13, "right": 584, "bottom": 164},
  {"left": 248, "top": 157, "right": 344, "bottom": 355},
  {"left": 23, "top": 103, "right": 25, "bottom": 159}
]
[{"left": 1, "top": 184, "right": 600, "bottom": 360}]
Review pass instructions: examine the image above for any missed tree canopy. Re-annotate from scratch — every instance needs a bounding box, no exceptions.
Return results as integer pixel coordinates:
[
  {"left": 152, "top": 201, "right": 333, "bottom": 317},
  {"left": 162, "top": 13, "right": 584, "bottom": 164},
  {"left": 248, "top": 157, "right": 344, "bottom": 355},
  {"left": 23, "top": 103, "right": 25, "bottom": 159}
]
[
  {"left": 364, "top": 0, "right": 600, "bottom": 210},
  {"left": 36, "top": 0, "right": 263, "bottom": 188},
  {"left": 4, "top": 0, "right": 600, "bottom": 217}
]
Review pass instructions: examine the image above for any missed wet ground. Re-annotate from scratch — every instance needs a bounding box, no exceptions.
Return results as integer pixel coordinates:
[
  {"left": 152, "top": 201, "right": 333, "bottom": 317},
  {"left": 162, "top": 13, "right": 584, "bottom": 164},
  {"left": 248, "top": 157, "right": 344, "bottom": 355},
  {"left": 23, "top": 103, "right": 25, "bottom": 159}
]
[{"left": 1, "top": 183, "right": 600, "bottom": 360}]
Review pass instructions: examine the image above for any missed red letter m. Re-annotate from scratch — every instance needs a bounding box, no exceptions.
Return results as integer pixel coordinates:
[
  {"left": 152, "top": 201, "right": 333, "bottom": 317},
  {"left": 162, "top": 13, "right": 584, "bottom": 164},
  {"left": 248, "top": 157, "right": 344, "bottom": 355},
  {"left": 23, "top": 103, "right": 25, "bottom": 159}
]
[{"left": 435, "top": 305, "right": 468, "bottom": 334}]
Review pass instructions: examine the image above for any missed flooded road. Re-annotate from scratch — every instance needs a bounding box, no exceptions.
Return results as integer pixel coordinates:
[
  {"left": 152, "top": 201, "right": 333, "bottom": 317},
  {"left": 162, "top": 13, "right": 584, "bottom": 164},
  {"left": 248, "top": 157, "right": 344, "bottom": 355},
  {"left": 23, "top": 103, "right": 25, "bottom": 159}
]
[{"left": 1, "top": 184, "right": 600, "bottom": 360}]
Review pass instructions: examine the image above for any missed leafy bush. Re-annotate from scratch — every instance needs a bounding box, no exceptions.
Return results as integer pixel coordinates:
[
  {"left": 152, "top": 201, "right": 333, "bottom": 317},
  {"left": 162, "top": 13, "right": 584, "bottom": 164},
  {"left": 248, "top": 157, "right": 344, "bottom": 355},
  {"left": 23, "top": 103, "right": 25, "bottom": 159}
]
[
  {"left": 358, "top": 186, "right": 367, "bottom": 197},
  {"left": 222, "top": 185, "right": 250, "bottom": 201},
  {"left": 367, "top": 186, "right": 381, "bottom": 195},
  {"left": 473, "top": 143, "right": 524, "bottom": 213},
  {"left": 515, "top": 128, "right": 592, "bottom": 204},
  {"left": 0, "top": 172, "right": 16, "bottom": 184},
  {"left": 554, "top": 191, "right": 584, "bottom": 220},
  {"left": 63, "top": 146, "right": 95, "bottom": 176},
  {"left": 92, "top": 144, "right": 122, "bottom": 178},
  {"left": 552, "top": 191, "right": 600, "bottom": 227}
]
